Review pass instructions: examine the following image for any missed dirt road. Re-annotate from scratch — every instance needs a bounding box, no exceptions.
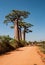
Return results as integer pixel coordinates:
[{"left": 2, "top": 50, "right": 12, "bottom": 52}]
[{"left": 0, "top": 46, "right": 45, "bottom": 65}]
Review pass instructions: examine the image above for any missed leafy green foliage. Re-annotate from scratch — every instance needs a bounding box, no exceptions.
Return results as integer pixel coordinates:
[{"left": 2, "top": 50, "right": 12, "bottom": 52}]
[
  {"left": 18, "top": 40, "right": 28, "bottom": 47},
  {"left": 0, "top": 35, "right": 15, "bottom": 54},
  {"left": 32, "top": 41, "right": 45, "bottom": 54},
  {"left": 39, "top": 41, "right": 45, "bottom": 54},
  {"left": 9, "top": 39, "right": 18, "bottom": 49},
  {"left": 4, "top": 10, "right": 30, "bottom": 24},
  {"left": 0, "top": 35, "right": 12, "bottom": 54},
  {"left": 0, "top": 35, "right": 28, "bottom": 55}
]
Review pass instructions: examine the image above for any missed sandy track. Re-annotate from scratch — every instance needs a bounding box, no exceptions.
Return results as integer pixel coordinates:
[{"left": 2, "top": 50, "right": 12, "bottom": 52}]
[{"left": 0, "top": 46, "right": 45, "bottom": 65}]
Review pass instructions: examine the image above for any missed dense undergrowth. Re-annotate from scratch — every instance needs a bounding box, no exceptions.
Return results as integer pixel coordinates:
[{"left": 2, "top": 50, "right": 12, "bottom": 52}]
[
  {"left": 0, "top": 36, "right": 45, "bottom": 55},
  {"left": 34, "top": 41, "right": 45, "bottom": 54},
  {"left": 38, "top": 42, "right": 45, "bottom": 54},
  {"left": 0, "top": 35, "right": 28, "bottom": 55},
  {"left": 28, "top": 41, "right": 45, "bottom": 54}
]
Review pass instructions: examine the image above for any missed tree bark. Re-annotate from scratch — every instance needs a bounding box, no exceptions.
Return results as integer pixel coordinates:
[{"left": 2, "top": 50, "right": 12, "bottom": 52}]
[
  {"left": 19, "top": 27, "right": 22, "bottom": 40},
  {"left": 22, "top": 29, "right": 25, "bottom": 41},
  {"left": 14, "top": 19, "right": 19, "bottom": 41}
]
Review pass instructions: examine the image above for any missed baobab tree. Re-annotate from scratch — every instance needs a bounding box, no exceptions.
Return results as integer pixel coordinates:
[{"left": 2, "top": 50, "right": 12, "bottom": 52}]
[
  {"left": 24, "top": 29, "right": 32, "bottom": 41},
  {"left": 10, "top": 21, "right": 33, "bottom": 41},
  {"left": 4, "top": 10, "right": 30, "bottom": 41},
  {"left": 22, "top": 22, "right": 33, "bottom": 41},
  {"left": 18, "top": 21, "right": 33, "bottom": 41},
  {"left": 10, "top": 21, "right": 26, "bottom": 40},
  {"left": 18, "top": 21, "right": 26, "bottom": 40}
]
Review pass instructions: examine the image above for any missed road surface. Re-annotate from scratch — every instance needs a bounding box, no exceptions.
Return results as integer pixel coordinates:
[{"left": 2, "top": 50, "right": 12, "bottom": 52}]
[{"left": 0, "top": 46, "right": 45, "bottom": 65}]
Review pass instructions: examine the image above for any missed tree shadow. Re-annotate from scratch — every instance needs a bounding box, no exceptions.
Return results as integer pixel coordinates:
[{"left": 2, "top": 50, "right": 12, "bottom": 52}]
[
  {"left": 0, "top": 51, "right": 11, "bottom": 56},
  {"left": 0, "top": 49, "right": 23, "bottom": 56},
  {"left": 0, "top": 49, "right": 15, "bottom": 56},
  {"left": 16, "top": 49, "right": 24, "bottom": 51}
]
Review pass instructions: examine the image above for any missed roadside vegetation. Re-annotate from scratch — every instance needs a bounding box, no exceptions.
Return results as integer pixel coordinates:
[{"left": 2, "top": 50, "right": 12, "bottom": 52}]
[
  {"left": 0, "top": 10, "right": 33, "bottom": 55},
  {"left": 1, "top": 10, "right": 45, "bottom": 56},
  {"left": 28, "top": 41, "right": 45, "bottom": 54},
  {"left": 37, "top": 41, "right": 45, "bottom": 54},
  {"left": 0, "top": 35, "right": 29, "bottom": 55}
]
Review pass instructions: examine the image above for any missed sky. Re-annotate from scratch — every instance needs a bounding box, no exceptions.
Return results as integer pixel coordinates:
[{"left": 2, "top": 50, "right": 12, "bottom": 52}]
[{"left": 0, "top": 0, "right": 45, "bottom": 41}]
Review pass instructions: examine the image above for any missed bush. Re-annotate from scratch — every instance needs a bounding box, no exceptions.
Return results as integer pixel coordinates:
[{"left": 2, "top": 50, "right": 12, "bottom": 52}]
[
  {"left": 0, "top": 35, "right": 13, "bottom": 54},
  {"left": 28, "top": 41, "right": 32, "bottom": 45},
  {"left": 37, "top": 41, "right": 45, "bottom": 54},
  {"left": 18, "top": 40, "right": 27, "bottom": 47},
  {"left": 0, "top": 35, "right": 28, "bottom": 55},
  {"left": 9, "top": 39, "right": 18, "bottom": 49}
]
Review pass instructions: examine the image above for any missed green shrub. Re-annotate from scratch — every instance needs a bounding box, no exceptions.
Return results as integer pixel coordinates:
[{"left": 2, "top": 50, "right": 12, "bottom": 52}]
[
  {"left": 38, "top": 41, "right": 45, "bottom": 54},
  {"left": 9, "top": 39, "right": 18, "bottom": 49},
  {"left": 28, "top": 41, "right": 32, "bottom": 45},
  {"left": 18, "top": 40, "right": 27, "bottom": 47},
  {"left": 0, "top": 35, "right": 28, "bottom": 55},
  {"left": 0, "top": 35, "right": 13, "bottom": 54}
]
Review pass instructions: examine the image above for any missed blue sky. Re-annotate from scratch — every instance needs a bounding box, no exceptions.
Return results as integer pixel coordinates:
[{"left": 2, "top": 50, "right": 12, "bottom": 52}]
[{"left": 0, "top": 0, "right": 45, "bottom": 41}]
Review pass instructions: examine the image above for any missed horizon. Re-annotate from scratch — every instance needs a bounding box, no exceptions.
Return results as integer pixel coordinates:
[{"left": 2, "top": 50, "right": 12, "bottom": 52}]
[{"left": 0, "top": 0, "right": 45, "bottom": 41}]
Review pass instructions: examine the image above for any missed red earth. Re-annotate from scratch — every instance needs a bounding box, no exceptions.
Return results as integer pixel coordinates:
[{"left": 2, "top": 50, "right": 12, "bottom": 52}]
[{"left": 0, "top": 46, "right": 45, "bottom": 65}]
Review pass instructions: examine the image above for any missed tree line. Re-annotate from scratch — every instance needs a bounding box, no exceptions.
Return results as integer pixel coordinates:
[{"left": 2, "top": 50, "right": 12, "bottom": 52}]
[
  {"left": 4, "top": 10, "right": 33, "bottom": 41},
  {"left": 0, "top": 10, "right": 33, "bottom": 55}
]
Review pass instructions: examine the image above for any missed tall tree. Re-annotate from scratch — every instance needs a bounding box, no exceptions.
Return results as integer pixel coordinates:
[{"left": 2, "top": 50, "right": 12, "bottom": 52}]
[
  {"left": 10, "top": 21, "right": 26, "bottom": 40},
  {"left": 10, "top": 21, "right": 33, "bottom": 41},
  {"left": 22, "top": 29, "right": 32, "bottom": 41},
  {"left": 4, "top": 10, "right": 30, "bottom": 41},
  {"left": 22, "top": 22, "right": 33, "bottom": 41},
  {"left": 18, "top": 21, "right": 26, "bottom": 40}
]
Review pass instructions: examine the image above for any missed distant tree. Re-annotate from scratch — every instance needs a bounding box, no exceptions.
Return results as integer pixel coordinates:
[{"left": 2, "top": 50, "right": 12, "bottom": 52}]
[{"left": 42, "top": 41, "right": 45, "bottom": 48}]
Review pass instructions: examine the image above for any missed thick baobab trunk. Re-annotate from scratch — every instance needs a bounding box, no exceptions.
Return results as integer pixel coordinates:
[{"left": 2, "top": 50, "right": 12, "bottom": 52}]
[
  {"left": 14, "top": 19, "right": 19, "bottom": 41},
  {"left": 22, "top": 30, "right": 25, "bottom": 41}
]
